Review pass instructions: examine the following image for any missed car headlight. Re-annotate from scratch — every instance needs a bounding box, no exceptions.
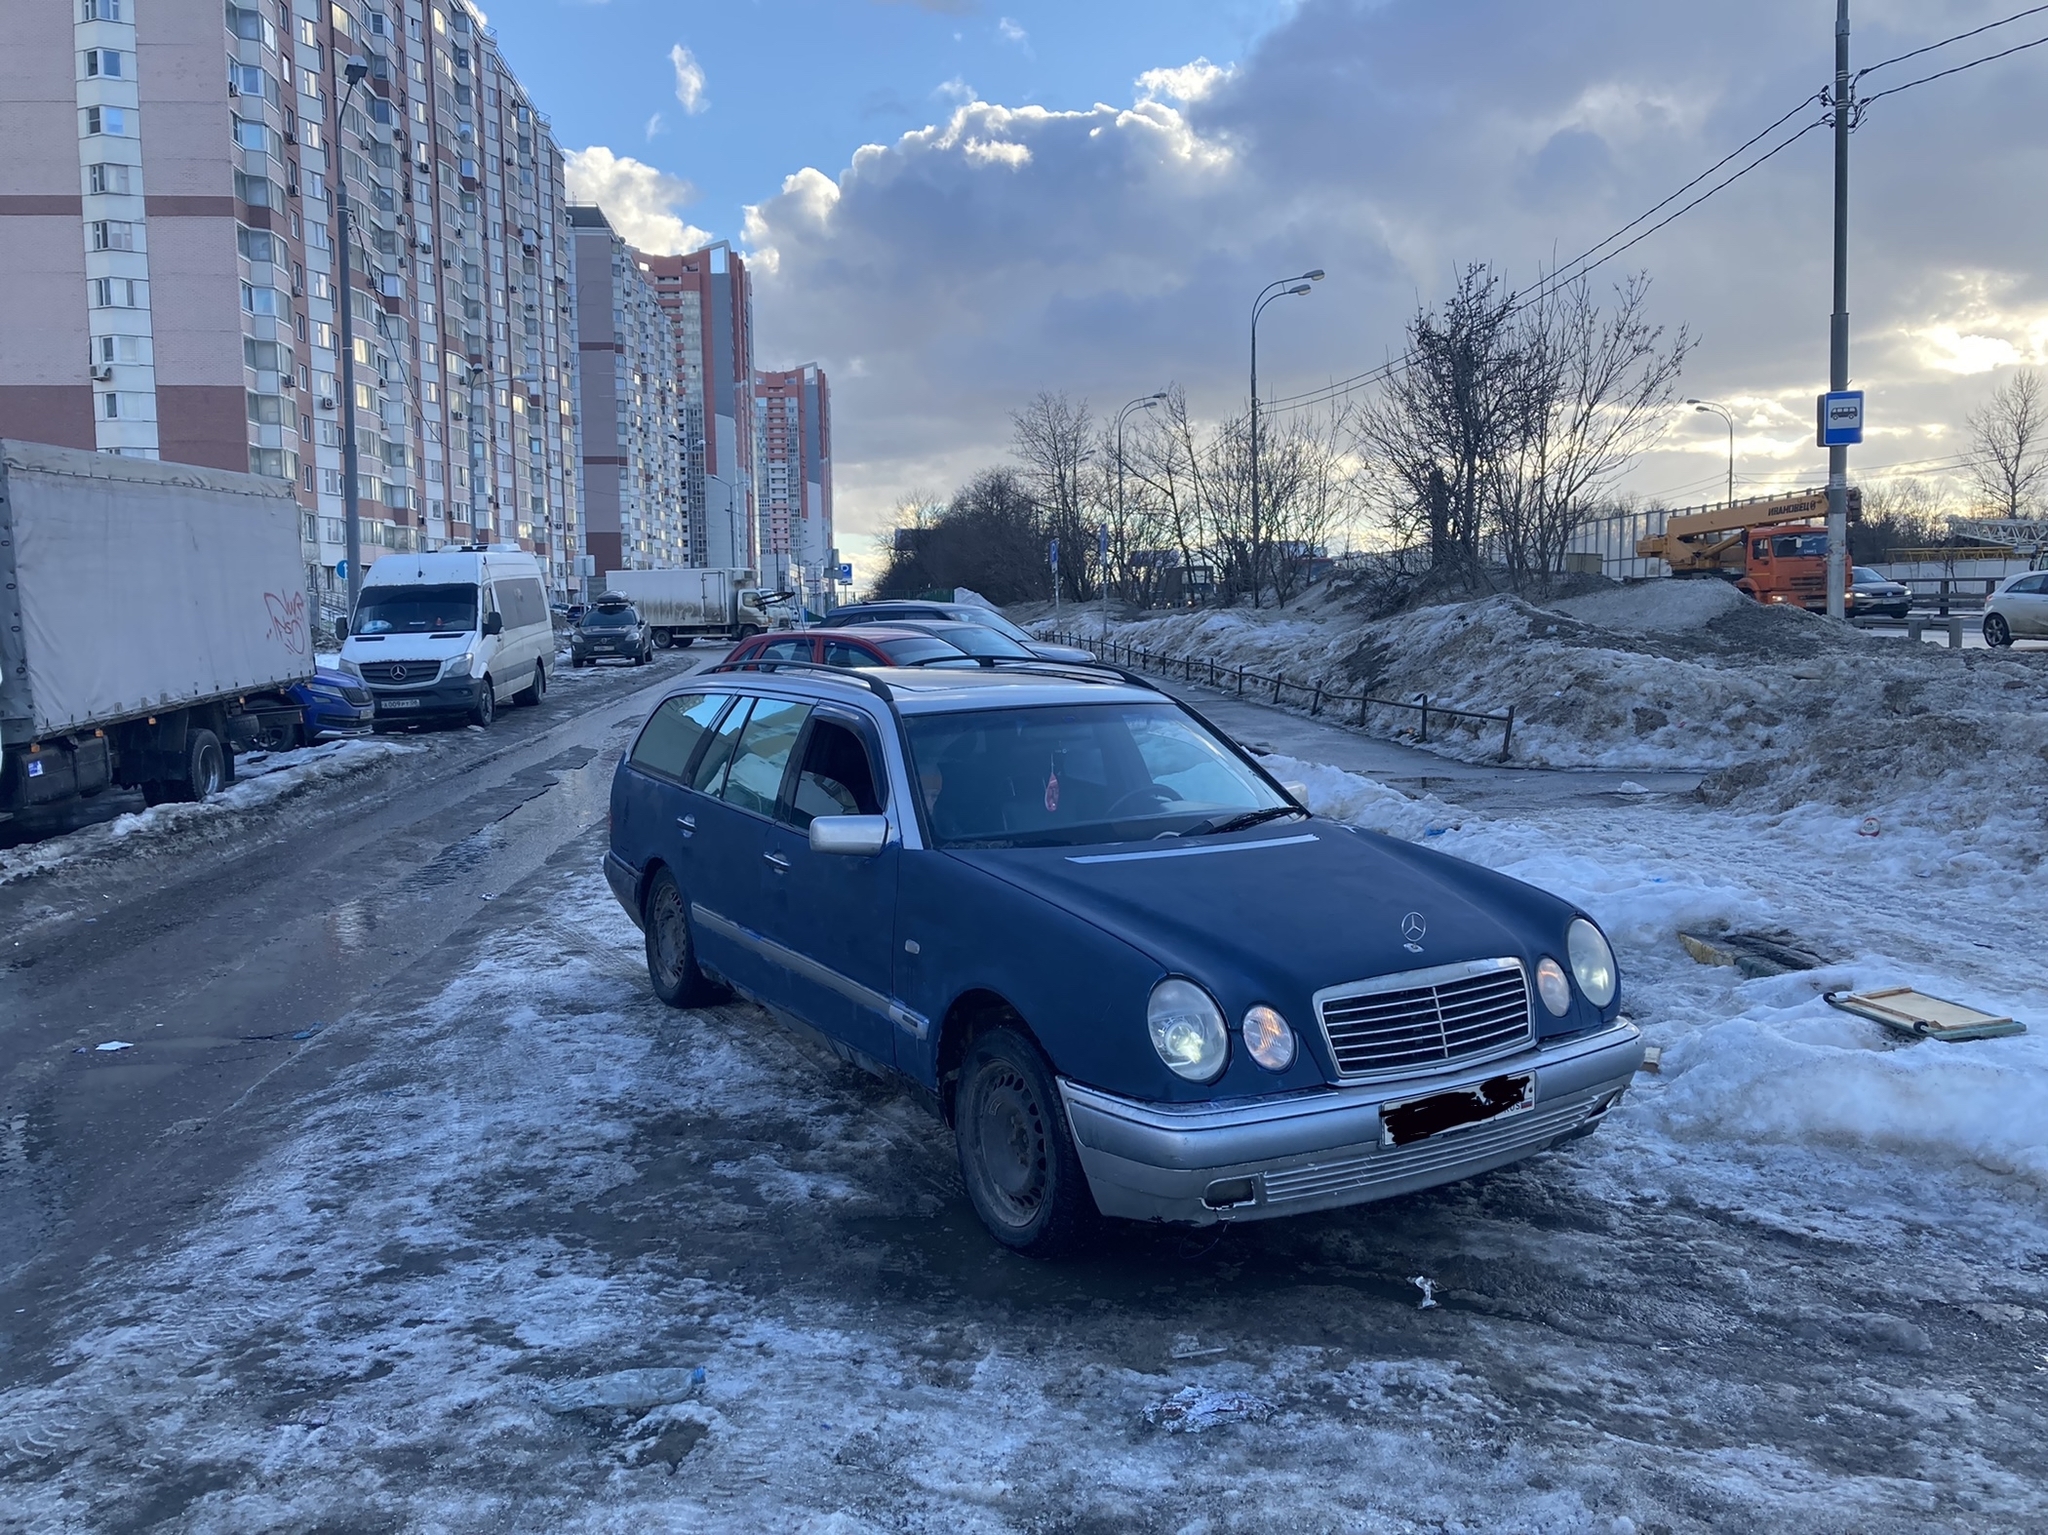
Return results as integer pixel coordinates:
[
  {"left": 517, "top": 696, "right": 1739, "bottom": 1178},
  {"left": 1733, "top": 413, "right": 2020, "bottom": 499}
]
[
  {"left": 1535, "top": 957, "right": 1572, "bottom": 1017},
  {"left": 1567, "top": 918, "right": 1617, "bottom": 1008},
  {"left": 440, "top": 652, "right": 475, "bottom": 679},
  {"left": 1148, "top": 978, "right": 1229, "bottom": 1083},
  {"left": 337, "top": 658, "right": 362, "bottom": 679},
  {"left": 1241, "top": 1005, "right": 1296, "bottom": 1072}
]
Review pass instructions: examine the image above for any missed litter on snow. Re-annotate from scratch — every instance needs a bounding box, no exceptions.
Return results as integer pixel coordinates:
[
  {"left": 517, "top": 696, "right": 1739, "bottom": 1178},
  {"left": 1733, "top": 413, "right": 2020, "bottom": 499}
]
[
  {"left": 94, "top": 1041, "right": 133, "bottom": 1053},
  {"left": 1825, "top": 987, "right": 2026, "bottom": 1043},
  {"left": 1678, "top": 928, "right": 1830, "bottom": 978},
  {"left": 1410, "top": 1275, "right": 1439, "bottom": 1309},
  {"left": 1143, "top": 1386, "right": 1274, "bottom": 1433}
]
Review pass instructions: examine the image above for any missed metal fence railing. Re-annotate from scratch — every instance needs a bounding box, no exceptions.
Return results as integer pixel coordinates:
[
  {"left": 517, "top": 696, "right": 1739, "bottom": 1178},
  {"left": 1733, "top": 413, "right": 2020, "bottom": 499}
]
[{"left": 1046, "top": 631, "right": 1517, "bottom": 762}]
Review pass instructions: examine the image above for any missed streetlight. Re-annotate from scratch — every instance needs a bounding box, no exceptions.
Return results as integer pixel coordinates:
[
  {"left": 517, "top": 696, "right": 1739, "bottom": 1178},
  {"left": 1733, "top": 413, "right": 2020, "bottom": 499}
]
[
  {"left": 692, "top": 437, "right": 740, "bottom": 573},
  {"left": 1251, "top": 269, "right": 1323, "bottom": 603},
  {"left": 1686, "top": 398, "right": 1736, "bottom": 508},
  {"left": 1112, "top": 392, "right": 1166, "bottom": 633},
  {"left": 335, "top": 56, "right": 371, "bottom": 620}
]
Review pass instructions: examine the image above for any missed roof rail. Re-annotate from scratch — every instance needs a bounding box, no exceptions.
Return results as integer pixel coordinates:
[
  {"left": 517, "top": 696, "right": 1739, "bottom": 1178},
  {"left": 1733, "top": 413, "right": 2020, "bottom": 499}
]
[
  {"left": 704, "top": 657, "right": 894, "bottom": 702},
  {"left": 993, "top": 660, "right": 1162, "bottom": 693}
]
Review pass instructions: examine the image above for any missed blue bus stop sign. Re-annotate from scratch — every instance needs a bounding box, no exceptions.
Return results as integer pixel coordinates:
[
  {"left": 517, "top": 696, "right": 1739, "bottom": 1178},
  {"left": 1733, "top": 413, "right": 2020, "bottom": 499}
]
[{"left": 1817, "top": 391, "right": 1864, "bottom": 447}]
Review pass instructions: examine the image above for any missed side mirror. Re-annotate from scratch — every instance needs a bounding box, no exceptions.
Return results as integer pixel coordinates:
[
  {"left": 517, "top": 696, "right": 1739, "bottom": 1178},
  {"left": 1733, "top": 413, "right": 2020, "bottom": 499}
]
[
  {"left": 482, "top": 610, "right": 504, "bottom": 636},
  {"left": 334, "top": 616, "right": 349, "bottom": 641},
  {"left": 808, "top": 814, "right": 889, "bottom": 857},
  {"left": 1281, "top": 780, "right": 1310, "bottom": 804}
]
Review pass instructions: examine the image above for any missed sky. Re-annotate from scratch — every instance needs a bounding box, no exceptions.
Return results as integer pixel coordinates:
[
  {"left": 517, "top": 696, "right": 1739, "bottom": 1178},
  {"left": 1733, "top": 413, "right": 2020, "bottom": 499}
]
[{"left": 476, "top": 0, "right": 2048, "bottom": 556}]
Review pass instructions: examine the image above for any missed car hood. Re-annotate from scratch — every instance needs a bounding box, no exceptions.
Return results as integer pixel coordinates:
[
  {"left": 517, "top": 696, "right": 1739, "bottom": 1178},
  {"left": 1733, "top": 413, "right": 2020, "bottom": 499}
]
[
  {"left": 948, "top": 820, "right": 1574, "bottom": 1009},
  {"left": 341, "top": 635, "right": 476, "bottom": 662}
]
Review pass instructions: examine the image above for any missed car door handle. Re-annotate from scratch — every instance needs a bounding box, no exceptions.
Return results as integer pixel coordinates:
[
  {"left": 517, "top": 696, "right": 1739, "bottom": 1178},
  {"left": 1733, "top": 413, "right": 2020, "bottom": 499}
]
[
  {"left": 676, "top": 814, "right": 695, "bottom": 837},
  {"left": 763, "top": 851, "right": 791, "bottom": 871}
]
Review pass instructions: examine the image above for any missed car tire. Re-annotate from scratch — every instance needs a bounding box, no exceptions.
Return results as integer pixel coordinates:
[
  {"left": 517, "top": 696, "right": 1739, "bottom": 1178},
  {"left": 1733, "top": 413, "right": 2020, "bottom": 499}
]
[
  {"left": 954, "top": 1026, "right": 1098, "bottom": 1259},
  {"left": 516, "top": 662, "right": 546, "bottom": 707},
  {"left": 1985, "top": 613, "right": 2012, "bottom": 647},
  {"left": 176, "top": 729, "right": 226, "bottom": 803},
  {"left": 470, "top": 680, "right": 496, "bottom": 728},
  {"left": 643, "top": 868, "right": 722, "bottom": 1008}
]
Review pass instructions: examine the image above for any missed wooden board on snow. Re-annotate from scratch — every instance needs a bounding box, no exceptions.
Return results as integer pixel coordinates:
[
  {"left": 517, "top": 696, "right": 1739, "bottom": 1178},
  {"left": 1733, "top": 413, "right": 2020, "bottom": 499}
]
[{"left": 1824, "top": 987, "right": 2025, "bottom": 1042}]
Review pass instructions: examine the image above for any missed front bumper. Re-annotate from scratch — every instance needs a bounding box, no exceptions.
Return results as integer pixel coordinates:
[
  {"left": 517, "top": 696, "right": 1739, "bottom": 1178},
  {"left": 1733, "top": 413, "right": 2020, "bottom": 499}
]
[
  {"left": 1059, "top": 1021, "right": 1644, "bottom": 1226},
  {"left": 369, "top": 675, "right": 480, "bottom": 719}
]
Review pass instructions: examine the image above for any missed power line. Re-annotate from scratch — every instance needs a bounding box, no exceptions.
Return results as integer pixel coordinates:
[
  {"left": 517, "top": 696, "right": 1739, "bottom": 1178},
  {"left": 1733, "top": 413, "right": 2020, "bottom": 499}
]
[
  {"left": 1861, "top": 30, "right": 2048, "bottom": 108},
  {"left": 1855, "top": 4, "right": 2048, "bottom": 78}
]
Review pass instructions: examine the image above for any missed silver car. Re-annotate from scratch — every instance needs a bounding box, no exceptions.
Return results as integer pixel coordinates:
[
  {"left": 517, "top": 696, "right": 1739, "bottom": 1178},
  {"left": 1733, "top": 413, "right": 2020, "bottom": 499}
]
[{"left": 1983, "top": 571, "right": 2048, "bottom": 647}]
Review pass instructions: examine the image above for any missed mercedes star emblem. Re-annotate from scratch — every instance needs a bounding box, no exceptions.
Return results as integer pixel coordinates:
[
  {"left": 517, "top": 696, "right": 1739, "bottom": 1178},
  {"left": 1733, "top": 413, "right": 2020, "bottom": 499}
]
[
  {"left": 391, "top": 664, "right": 407, "bottom": 681},
  {"left": 1400, "top": 911, "right": 1427, "bottom": 952}
]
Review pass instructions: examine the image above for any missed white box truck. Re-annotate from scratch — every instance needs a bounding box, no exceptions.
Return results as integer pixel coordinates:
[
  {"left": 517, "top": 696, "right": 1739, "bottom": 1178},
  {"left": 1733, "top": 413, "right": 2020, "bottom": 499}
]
[
  {"left": 0, "top": 440, "right": 311, "bottom": 814},
  {"left": 596, "top": 568, "right": 780, "bottom": 648}
]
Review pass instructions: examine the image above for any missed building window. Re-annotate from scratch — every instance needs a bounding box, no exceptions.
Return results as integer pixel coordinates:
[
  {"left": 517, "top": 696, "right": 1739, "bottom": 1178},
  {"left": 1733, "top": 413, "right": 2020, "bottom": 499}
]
[
  {"left": 83, "top": 106, "right": 128, "bottom": 136},
  {"left": 90, "top": 220, "right": 138, "bottom": 251},
  {"left": 82, "top": 0, "right": 122, "bottom": 20},
  {"left": 102, "top": 393, "right": 120, "bottom": 419},
  {"left": 233, "top": 117, "right": 271, "bottom": 152},
  {"left": 83, "top": 49, "right": 125, "bottom": 79},
  {"left": 91, "top": 276, "right": 147, "bottom": 308},
  {"left": 229, "top": 64, "right": 269, "bottom": 100},
  {"left": 86, "top": 163, "right": 132, "bottom": 196},
  {"left": 236, "top": 226, "right": 279, "bottom": 262},
  {"left": 241, "top": 281, "right": 280, "bottom": 315}
]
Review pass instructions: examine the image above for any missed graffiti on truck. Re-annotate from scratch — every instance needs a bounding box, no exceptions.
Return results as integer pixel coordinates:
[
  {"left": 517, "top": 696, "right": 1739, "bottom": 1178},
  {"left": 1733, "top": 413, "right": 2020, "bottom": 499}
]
[{"left": 265, "top": 589, "right": 309, "bottom": 655}]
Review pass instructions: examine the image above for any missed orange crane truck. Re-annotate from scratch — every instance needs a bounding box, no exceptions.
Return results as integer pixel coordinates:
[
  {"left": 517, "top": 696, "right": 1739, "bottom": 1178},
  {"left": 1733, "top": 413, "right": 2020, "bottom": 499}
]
[{"left": 1635, "top": 487, "right": 1860, "bottom": 611}]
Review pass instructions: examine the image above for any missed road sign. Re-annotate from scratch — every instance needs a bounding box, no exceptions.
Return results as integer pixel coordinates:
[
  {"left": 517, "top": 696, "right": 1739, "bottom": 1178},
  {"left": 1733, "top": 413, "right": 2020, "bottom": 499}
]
[
  {"left": 335, "top": 558, "right": 348, "bottom": 581},
  {"left": 1049, "top": 538, "right": 1059, "bottom": 570},
  {"left": 1817, "top": 390, "right": 1865, "bottom": 447},
  {"left": 836, "top": 562, "right": 853, "bottom": 583},
  {"left": 1098, "top": 523, "right": 1108, "bottom": 563}
]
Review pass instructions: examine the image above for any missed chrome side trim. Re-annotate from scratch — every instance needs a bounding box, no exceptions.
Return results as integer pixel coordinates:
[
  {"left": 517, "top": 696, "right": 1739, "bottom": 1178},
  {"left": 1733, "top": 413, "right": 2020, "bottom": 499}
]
[
  {"left": 689, "top": 902, "right": 925, "bottom": 1038},
  {"left": 1066, "top": 833, "right": 1318, "bottom": 866}
]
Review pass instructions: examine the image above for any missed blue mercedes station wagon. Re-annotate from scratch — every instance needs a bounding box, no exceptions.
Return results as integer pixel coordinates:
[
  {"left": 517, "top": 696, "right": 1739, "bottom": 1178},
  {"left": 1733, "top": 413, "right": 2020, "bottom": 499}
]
[{"left": 605, "top": 663, "right": 1642, "bottom": 1257}]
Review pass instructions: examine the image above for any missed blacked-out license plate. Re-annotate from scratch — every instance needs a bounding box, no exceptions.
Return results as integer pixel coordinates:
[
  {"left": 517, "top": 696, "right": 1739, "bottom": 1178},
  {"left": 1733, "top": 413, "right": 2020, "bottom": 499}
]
[
  {"left": 1380, "top": 1073, "right": 1534, "bottom": 1148},
  {"left": 379, "top": 697, "right": 422, "bottom": 711}
]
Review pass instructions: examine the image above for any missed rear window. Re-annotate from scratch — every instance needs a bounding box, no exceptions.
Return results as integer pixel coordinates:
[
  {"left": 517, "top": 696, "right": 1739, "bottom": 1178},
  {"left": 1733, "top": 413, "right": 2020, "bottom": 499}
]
[
  {"left": 581, "top": 605, "right": 639, "bottom": 628},
  {"left": 630, "top": 693, "right": 728, "bottom": 779},
  {"left": 877, "top": 636, "right": 970, "bottom": 665}
]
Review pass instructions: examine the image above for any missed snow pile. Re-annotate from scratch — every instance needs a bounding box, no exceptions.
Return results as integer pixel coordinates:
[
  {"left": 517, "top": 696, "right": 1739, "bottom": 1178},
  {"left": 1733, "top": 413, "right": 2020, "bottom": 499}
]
[
  {"left": 1047, "top": 584, "right": 2048, "bottom": 867},
  {"left": 1282, "top": 751, "right": 2048, "bottom": 1190}
]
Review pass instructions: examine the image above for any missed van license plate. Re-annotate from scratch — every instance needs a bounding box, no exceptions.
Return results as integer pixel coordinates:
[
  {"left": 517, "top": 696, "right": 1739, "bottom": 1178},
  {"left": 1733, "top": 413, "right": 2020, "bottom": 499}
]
[
  {"left": 1380, "top": 1074, "right": 1534, "bottom": 1148},
  {"left": 379, "top": 698, "right": 421, "bottom": 711}
]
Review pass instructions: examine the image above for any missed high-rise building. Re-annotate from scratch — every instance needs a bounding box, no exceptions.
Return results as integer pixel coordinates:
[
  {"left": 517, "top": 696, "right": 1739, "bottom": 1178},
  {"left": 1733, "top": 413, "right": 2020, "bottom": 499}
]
[
  {"left": 0, "top": 0, "right": 587, "bottom": 600},
  {"left": 566, "top": 206, "right": 688, "bottom": 577},
  {"left": 753, "top": 363, "right": 832, "bottom": 598},
  {"left": 639, "top": 242, "right": 755, "bottom": 571}
]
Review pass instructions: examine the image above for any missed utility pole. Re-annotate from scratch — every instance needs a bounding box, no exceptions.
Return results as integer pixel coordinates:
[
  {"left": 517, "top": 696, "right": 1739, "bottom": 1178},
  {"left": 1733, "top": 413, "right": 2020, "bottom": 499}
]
[
  {"left": 1826, "top": 0, "right": 1852, "bottom": 620},
  {"left": 336, "top": 57, "right": 370, "bottom": 619}
]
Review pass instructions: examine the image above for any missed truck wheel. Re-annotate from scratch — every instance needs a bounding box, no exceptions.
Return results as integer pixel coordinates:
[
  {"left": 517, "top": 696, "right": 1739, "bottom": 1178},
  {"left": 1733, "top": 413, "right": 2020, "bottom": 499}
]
[
  {"left": 470, "top": 681, "right": 496, "bottom": 728},
  {"left": 178, "top": 729, "right": 226, "bottom": 802},
  {"left": 516, "top": 662, "right": 546, "bottom": 707},
  {"left": 142, "top": 781, "right": 173, "bottom": 807},
  {"left": 953, "top": 1026, "right": 1097, "bottom": 1259},
  {"left": 672, "top": 635, "right": 693, "bottom": 649},
  {"left": 737, "top": 625, "right": 761, "bottom": 642},
  {"left": 643, "top": 868, "right": 723, "bottom": 1008},
  {"left": 652, "top": 629, "right": 673, "bottom": 650}
]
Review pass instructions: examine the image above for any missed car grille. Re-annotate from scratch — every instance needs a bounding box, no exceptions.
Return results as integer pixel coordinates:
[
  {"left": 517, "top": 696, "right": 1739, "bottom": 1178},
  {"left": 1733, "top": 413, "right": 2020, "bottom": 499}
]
[
  {"left": 357, "top": 660, "right": 442, "bottom": 687},
  {"left": 1316, "top": 960, "right": 1532, "bottom": 1081},
  {"left": 339, "top": 686, "right": 372, "bottom": 706}
]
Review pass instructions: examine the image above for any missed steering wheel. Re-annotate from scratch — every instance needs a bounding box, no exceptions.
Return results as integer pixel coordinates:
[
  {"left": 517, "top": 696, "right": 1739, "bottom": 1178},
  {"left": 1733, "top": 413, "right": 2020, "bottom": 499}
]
[{"left": 1107, "top": 784, "right": 1184, "bottom": 817}]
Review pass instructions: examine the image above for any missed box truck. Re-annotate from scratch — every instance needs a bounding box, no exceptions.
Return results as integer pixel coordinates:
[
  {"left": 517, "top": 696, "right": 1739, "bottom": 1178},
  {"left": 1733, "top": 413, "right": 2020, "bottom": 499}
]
[
  {"left": 595, "top": 568, "right": 780, "bottom": 648},
  {"left": 0, "top": 440, "right": 310, "bottom": 814}
]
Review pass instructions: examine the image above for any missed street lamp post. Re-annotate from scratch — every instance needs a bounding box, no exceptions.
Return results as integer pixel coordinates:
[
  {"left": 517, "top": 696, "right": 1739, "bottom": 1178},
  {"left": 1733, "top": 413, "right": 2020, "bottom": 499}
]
[
  {"left": 1113, "top": 392, "right": 1166, "bottom": 632},
  {"left": 335, "top": 56, "right": 370, "bottom": 620},
  {"left": 1686, "top": 398, "right": 1737, "bottom": 507},
  {"left": 1250, "top": 269, "right": 1323, "bottom": 605}
]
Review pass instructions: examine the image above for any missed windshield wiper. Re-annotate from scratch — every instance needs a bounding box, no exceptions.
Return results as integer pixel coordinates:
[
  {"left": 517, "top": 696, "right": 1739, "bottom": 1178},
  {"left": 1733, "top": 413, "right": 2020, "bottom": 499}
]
[{"left": 1174, "top": 805, "right": 1308, "bottom": 839}]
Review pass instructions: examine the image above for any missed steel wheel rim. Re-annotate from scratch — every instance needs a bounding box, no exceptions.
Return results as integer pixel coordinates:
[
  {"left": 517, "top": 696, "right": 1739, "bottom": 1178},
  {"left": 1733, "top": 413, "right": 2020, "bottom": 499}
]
[
  {"left": 198, "top": 745, "right": 222, "bottom": 797},
  {"left": 970, "top": 1064, "right": 1048, "bottom": 1228},
  {"left": 649, "top": 884, "right": 687, "bottom": 989}
]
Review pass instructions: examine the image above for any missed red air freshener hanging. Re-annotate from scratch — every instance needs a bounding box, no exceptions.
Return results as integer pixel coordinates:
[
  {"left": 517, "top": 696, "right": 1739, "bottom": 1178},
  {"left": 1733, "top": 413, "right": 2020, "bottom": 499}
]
[{"left": 1044, "top": 764, "right": 1060, "bottom": 813}]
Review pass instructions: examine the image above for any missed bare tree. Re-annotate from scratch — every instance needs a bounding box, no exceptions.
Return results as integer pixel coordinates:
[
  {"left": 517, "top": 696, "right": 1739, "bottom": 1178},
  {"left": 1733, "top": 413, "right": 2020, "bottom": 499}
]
[
  {"left": 1011, "top": 392, "right": 1100, "bottom": 599},
  {"left": 1968, "top": 368, "right": 2047, "bottom": 521}
]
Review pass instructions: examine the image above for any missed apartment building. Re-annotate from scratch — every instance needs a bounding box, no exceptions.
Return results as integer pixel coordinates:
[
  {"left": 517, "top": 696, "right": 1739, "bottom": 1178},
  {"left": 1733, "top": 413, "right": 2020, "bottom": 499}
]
[
  {"left": 638, "top": 242, "right": 755, "bottom": 571},
  {"left": 566, "top": 205, "right": 689, "bottom": 576},
  {"left": 753, "top": 363, "right": 832, "bottom": 596},
  {"left": 0, "top": 0, "right": 586, "bottom": 599}
]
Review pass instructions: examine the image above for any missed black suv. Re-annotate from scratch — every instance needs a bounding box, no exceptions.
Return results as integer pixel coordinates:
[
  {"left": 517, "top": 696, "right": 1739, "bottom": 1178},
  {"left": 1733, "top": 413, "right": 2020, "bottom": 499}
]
[{"left": 571, "top": 599, "right": 653, "bottom": 667}]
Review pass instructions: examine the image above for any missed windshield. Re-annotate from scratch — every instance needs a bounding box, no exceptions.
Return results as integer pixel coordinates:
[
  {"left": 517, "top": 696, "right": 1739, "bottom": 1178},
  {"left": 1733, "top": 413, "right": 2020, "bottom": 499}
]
[
  {"left": 353, "top": 582, "right": 477, "bottom": 635},
  {"left": 923, "top": 624, "right": 1033, "bottom": 659},
  {"left": 945, "top": 608, "right": 1036, "bottom": 645},
  {"left": 581, "top": 606, "right": 640, "bottom": 628},
  {"left": 874, "top": 636, "right": 973, "bottom": 666},
  {"left": 1771, "top": 533, "right": 1829, "bottom": 559},
  {"left": 905, "top": 702, "right": 1295, "bottom": 849},
  {"left": 1852, "top": 567, "right": 1885, "bottom": 584}
]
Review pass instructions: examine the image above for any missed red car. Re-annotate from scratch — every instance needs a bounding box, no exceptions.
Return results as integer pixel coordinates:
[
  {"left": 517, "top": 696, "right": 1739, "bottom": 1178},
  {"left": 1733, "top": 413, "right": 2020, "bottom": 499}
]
[{"left": 720, "top": 626, "right": 980, "bottom": 671}]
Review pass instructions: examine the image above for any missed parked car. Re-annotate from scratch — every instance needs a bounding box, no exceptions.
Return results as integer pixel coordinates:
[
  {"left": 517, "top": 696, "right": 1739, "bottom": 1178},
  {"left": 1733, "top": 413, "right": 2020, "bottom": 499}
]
[
  {"left": 281, "top": 667, "right": 375, "bottom": 745},
  {"left": 338, "top": 546, "right": 553, "bottom": 728},
  {"left": 571, "top": 599, "right": 654, "bottom": 667},
  {"left": 1849, "top": 566, "right": 1913, "bottom": 620},
  {"left": 890, "top": 619, "right": 1047, "bottom": 665},
  {"left": 1983, "top": 570, "right": 2048, "bottom": 646},
  {"left": 723, "top": 626, "right": 982, "bottom": 671},
  {"left": 826, "top": 601, "right": 1098, "bottom": 665},
  {"left": 603, "top": 666, "right": 1641, "bottom": 1257}
]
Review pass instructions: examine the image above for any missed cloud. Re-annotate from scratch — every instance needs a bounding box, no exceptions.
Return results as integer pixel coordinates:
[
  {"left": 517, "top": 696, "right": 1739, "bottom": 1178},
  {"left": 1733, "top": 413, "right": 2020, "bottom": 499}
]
[
  {"left": 996, "top": 17, "right": 1028, "bottom": 49},
  {"left": 670, "top": 44, "right": 708, "bottom": 114},
  {"left": 744, "top": 0, "right": 2048, "bottom": 536},
  {"left": 934, "top": 76, "right": 978, "bottom": 104},
  {"left": 644, "top": 112, "right": 664, "bottom": 140},
  {"left": 563, "top": 146, "right": 713, "bottom": 255}
]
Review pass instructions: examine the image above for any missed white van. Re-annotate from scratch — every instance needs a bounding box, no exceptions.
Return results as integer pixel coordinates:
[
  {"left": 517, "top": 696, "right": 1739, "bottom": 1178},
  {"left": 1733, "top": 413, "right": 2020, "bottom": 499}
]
[{"left": 337, "top": 547, "right": 553, "bottom": 728}]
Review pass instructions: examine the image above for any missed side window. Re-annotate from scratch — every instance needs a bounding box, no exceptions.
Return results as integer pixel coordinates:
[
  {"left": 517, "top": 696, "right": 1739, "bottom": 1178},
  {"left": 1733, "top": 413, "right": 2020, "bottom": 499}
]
[
  {"left": 630, "top": 693, "right": 726, "bottom": 780},
  {"left": 1751, "top": 540, "right": 1768, "bottom": 560},
  {"left": 787, "top": 719, "right": 885, "bottom": 829},
  {"left": 824, "top": 640, "right": 879, "bottom": 669},
  {"left": 513, "top": 577, "right": 547, "bottom": 629},
  {"left": 690, "top": 696, "right": 755, "bottom": 794},
  {"left": 719, "top": 698, "right": 811, "bottom": 817}
]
